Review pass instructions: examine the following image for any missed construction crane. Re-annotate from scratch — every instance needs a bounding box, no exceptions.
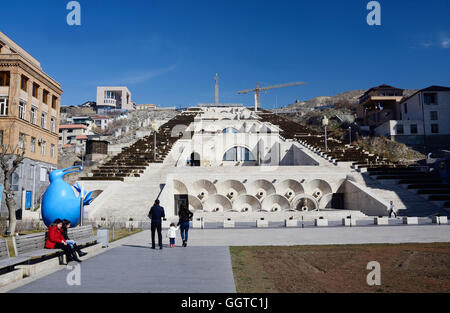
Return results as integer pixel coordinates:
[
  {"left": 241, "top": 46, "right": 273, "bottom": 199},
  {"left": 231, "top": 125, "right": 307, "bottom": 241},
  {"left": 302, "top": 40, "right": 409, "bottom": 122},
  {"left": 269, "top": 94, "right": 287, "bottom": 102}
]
[{"left": 238, "top": 81, "right": 306, "bottom": 111}]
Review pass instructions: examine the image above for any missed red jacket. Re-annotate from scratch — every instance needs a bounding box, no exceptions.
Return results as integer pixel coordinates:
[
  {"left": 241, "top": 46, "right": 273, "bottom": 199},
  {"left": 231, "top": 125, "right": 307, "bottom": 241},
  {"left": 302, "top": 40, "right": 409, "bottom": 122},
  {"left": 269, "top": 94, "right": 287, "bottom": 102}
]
[{"left": 45, "top": 226, "right": 66, "bottom": 249}]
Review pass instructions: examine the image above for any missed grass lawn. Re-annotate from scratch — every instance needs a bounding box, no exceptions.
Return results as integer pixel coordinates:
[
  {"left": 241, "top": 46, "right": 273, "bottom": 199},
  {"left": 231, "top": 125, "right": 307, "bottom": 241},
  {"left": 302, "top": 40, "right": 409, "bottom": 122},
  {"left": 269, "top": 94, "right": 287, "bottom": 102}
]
[{"left": 230, "top": 243, "right": 450, "bottom": 293}]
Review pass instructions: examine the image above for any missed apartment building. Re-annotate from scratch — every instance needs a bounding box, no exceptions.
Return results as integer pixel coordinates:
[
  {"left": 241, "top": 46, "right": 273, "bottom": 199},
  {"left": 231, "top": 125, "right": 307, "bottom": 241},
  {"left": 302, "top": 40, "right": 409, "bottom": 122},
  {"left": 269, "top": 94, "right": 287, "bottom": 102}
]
[
  {"left": 96, "top": 86, "right": 135, "bottom": 112},
  {"left": 136, "top": 103, "right": 157, "bottom": 110},
  {"left": 356, "top": 84, "right": 404, "bottom": 129},
  {"left": 0, "top": 32, "right": 62, "bottom": 215},
  {"left": 59, "top": 124, "right": 89, "bottom": 146},
  {"left": 91, "top": 116, "right": 113, "bottom": 130},
  {"left": 375, "top": 86, "right": 450, "bottom": 150}
]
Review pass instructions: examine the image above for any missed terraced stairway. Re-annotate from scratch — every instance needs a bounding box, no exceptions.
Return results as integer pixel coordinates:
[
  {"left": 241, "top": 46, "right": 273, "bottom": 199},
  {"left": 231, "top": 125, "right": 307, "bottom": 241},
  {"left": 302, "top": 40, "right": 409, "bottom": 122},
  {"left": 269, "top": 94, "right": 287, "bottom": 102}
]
[
  {"left": 367, "top": 167, "right": 450, "bottom": 213},
  {"left": 255, "top": 109, "right": 395, "bottom": 167},
  {"left": 80, "top": 111, "right": 197, "bottom": 181}
]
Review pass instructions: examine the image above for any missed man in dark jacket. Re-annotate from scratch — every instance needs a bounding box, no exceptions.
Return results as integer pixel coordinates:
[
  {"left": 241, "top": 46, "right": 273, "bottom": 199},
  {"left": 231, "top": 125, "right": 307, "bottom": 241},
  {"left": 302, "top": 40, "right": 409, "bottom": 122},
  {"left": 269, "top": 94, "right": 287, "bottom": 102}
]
[{"left": 148, "top": 199, "right": 165, "bottom": 249}]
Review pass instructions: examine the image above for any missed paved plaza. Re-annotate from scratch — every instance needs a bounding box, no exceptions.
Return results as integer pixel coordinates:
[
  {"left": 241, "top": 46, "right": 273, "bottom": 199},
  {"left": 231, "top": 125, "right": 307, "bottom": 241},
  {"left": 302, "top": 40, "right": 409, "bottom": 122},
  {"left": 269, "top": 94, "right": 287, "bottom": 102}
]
[{"left": 7, "top": 224, "right": 450, "bottom": 293}]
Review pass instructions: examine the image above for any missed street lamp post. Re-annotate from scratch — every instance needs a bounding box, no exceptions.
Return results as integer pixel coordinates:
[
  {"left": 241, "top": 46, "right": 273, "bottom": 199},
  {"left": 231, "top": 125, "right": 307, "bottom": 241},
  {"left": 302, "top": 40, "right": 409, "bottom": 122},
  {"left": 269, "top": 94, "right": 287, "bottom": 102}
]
[
  {"left": 152, "top": 122, "right": 159, "bottom": 161},
  {"left": 322, "top": 116, "right": 329, "bottom": 152},
  {"left": 79, "top": 183, "right": 84, "bottom": 226},
  {"left": 348, "top": 126, "right": 352, "bottom": 145}
]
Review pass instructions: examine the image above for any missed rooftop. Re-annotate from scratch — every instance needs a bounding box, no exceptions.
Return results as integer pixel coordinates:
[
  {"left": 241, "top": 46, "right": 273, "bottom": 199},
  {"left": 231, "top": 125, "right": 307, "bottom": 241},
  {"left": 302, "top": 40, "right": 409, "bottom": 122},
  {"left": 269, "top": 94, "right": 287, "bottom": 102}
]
[{"left": 59, "top": 124, "right": 88, "bottom": 130}]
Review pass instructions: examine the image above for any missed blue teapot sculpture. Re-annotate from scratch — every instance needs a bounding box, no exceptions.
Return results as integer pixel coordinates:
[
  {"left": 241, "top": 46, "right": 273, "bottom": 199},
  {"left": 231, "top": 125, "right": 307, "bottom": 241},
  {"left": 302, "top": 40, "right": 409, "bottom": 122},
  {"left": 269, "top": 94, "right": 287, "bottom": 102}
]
[{"left": 41, "top": 166, "right": 94, "bottom": 227}]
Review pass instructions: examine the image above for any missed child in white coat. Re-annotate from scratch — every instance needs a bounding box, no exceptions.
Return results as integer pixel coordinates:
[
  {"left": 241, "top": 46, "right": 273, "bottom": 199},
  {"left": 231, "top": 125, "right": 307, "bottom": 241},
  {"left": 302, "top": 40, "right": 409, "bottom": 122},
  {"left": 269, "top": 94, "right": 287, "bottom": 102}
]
[{"left": 166, "top": 223, "right": 179, "bottom": 248}]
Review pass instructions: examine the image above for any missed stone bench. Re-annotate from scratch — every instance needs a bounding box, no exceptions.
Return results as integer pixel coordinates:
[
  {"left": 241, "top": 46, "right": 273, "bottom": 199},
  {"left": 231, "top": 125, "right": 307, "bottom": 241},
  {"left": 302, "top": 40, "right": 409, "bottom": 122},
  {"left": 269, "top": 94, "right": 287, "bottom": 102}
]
[
  {"left": 403, "top": 217, "right": 419, "bottom": 225},
  {"left": 342, "top": 217, "right": 357, "bottom": 226},
  {"left": 256, "top": 219, "right": 269, "bottom": 228},
  {"left": 223, "top": 219, "right": 235, "bottom": 228},
  {"left": 432, "top": 216, "right": 448, "bottom": 225},
  {"left": 374, "top": 217, "right": 389, "bottom": 225},
  {"left": 315, "top": 218, "right": 328, "bottom": 227},
  {"left": 192, "top": 218, "right": 204, "bottom": 229},
  {"left": 285, "top": 219, "right": 298, "bottom": 227},
  {"left": 0, "top": 239, "right": 30, "bottom": 287},
  {"left": 13, "top": 225, "right": 99, "bottom": 276}
]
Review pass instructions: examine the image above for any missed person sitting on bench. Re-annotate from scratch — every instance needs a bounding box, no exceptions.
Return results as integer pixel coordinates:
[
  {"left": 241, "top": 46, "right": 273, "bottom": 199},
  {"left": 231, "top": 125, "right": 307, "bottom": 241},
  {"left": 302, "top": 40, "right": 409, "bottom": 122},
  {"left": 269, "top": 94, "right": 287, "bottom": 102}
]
[
  {"left": 45, "top": 219, "right": 81, "bottom": 263},
  {"left": 62, "top": 219, "right": 88, "bottom": 258}
]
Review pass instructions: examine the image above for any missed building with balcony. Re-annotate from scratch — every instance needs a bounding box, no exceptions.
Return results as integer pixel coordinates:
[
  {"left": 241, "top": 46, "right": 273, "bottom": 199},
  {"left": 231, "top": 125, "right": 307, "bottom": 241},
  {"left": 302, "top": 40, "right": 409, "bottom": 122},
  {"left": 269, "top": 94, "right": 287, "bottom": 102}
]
[
  {"left": 96, "top": 86, "right": 134, "bottom": 112},
  {"left": 356, "top": 84, "right": 404, "bottom": 129},
  {"left": 0, "top": 31, "right": 62, "bottom": 215},
  {"left": 374, "top": 85, "right": 450, "bottom": 150},
  {"left": 59, "top": 124, "right": 90, "bottom": 147}
]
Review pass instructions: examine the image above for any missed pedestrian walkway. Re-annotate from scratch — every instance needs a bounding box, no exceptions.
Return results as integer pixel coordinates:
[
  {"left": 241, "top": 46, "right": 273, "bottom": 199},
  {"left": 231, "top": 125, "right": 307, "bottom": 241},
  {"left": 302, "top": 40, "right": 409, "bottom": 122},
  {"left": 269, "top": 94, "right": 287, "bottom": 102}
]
[
  {"left": 10, "top": 243, "right": 236, "bottom": 293},
  {"left": 7, "top": 224, "right": 450, "bottom": 293},
  {"left": 118, "top": 225, "right": 450, "bottom": 247}
]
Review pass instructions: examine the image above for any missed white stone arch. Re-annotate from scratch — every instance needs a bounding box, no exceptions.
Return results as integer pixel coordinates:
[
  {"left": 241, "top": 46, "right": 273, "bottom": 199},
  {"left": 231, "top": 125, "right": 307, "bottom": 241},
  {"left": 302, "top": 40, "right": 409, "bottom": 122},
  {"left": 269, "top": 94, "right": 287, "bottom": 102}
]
[{"left": 222, "top": 145, "right": 256, "bottom": 162}]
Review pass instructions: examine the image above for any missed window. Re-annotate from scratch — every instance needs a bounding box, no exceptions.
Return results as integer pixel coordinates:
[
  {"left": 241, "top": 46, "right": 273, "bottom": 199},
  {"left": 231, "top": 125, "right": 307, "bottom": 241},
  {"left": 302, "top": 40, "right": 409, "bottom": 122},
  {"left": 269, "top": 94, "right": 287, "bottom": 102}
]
[
  {"left": 431, "top": 124, "right": 439, "bottom": 134},
  {"left": 30, "top": 106, "right": 37, "bottom": 124},
  {"left": 0, "top": 97, "right": 8, "bottom": 115},
  {"left": 222, "top": 146, "right": 256, "bottom": 162},
  {"left": 30, "top": 137, "right": 36, "bottom": 153},
  {"left": 410, "top": 124, "right": 418, "bottom": 134},
  {"left": 50, "top": 144, "right": 55, "bottom": 158},
  {"left": 223, "top": 147, "right": 237, "bottom": 161},
  {"left": 12, "top": 173, "right": 19, "bottom": 191},
  {"left": 430, "top": 111, "right": 438, "bottom": 120},
  {"left": 52, "top": 96, "right": 57, "bottom": 109},
  {"left": 41, "top": 113, "right": 47, "bottom": 129},
  {"left": 21, "top": 75, "right": 28, "bottom": 91},
  {"left": 222, "top": 127, "right": 239, "bottom": 134},
  {"left": 32, "top": 83, "right": 39, "bottom": 98},
  {"left": 50, "top": 117, "right": 56, "bottom": 133},
  {"left": 0, "top": 130, "right": 3, "bottom": 146},
  {"left": 396, "top": 124, "right": 404, "bottom": 135},
  {"left": 19, "top": 133, "right": 25, "bottom": 149},
  {"left": 241, "top": 147, "right": 256, "bottom": 161},
  {"left": 19, "top": 101, "right": 26, "bottom": 120},
  {"left": 40, "top": 167, "right": 47, "bottom": 181},
  {"left": 0, "top": 71, "right": 10, "bottom": 86},
  {"left": 105, "top": 91, "right": 115, "bottom": 99},
  {"left": 42, "top": 90, "right": 49, "bottom": 104},
  {"left": 424, "top": 93, "right": 437, "bottom": 105},
  {"left": 41, "top": 141, "right": 46, "bottom": 156},
  {"left": 403, "top": 103, "right": 408, "bottom": 114}
]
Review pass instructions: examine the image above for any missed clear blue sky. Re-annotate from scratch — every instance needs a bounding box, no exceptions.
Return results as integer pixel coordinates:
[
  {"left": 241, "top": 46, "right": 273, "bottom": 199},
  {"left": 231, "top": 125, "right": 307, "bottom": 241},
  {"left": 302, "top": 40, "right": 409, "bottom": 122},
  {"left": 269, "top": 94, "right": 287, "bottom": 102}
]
[{"left": 1, "top": 0, "right": 449, "bottom": 108}]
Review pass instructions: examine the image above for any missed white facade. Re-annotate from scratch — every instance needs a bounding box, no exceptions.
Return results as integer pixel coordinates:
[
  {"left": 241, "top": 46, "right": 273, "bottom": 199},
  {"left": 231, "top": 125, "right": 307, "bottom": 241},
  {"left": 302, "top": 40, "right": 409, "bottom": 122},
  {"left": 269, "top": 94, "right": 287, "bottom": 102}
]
[
  {"left": 96, "top": 86, "right": 134, "bottom": 111},
  {"left": 374, "top": 86, "right": 450, "bottom": 146},
  {"left": 399, "top": 87, "right": 450, "bottom": 136},
  {"left": 81, "top": 105, "right": 427, "bottom": 223},
  {"left": 92, "top": 116, "right": 113, "bottom": 130}
]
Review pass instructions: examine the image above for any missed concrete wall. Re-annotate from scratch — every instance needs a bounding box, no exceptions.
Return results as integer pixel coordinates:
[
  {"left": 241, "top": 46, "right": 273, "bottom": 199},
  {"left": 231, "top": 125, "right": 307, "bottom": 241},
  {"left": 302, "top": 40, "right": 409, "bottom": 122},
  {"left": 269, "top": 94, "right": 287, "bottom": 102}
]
[
  {"left": 339, "top": 180, "right": 388, "bottom": 216},
  {"left": 279, "top": 142, "right": 319, "bottom": 166}
]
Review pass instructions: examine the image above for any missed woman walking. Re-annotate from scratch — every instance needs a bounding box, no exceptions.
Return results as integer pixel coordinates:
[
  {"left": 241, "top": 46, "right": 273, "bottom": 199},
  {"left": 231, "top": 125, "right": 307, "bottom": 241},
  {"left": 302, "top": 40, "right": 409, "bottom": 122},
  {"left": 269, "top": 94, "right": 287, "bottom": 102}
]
[{"left": 177, "top": 204, "right": 193, "bottom": 247}]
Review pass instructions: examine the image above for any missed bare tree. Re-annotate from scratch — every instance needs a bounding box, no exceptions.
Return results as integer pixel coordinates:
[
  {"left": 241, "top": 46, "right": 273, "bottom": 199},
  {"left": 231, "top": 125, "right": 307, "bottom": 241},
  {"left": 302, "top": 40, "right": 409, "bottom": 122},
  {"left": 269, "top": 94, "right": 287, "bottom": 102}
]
[{"left": 0, "top": 142, "right": 25, "bottom": 236}]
